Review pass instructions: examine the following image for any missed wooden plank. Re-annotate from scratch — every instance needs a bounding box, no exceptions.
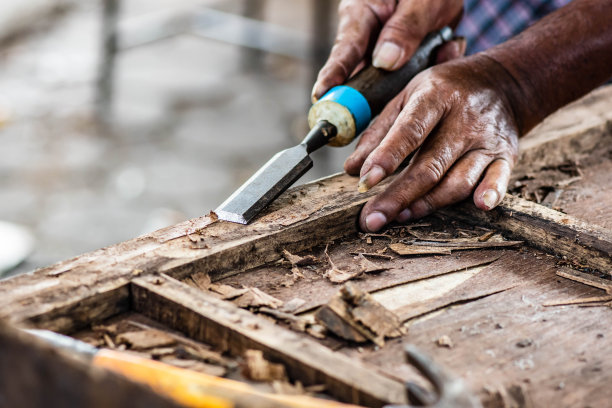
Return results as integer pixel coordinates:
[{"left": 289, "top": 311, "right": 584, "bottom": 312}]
[
  {"left": 130, "top": 273, "right": 407, "bottom": 407},
  {"left": 348, "top": 249, "right": 612, "bottom": 407},
  {"left": 515, "top": 84, "right": 612, "bottom": 175},
  {"left": 0, "top": 322, "right": 180, "bottom": 408},
  {"left": 1, "top": 87, "right": 610, "bottom": 331},
  {"left": 442, "top": 194, "right": 612, "bottom": 274},
  {"left": 218, "top": 244, "right": 505, "bottom": 314}
]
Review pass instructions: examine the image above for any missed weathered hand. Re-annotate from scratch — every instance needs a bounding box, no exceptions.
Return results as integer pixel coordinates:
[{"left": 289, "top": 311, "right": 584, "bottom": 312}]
[
  {"left": 346, "top": 55, "right": 521, "bottom": 232},
  {"left": 312, "top": 0, "right": 463, "bottom": 102}
]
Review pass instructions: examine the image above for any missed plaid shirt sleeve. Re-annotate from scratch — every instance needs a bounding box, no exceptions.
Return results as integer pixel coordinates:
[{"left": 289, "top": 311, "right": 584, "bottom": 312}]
[{"left": 456, "top": 0, "right": 573, "bottom": 55}]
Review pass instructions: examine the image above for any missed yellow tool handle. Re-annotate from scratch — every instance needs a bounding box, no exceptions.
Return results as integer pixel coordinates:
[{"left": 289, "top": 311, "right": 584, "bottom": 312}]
[{"left": 94, "top": 349, "right": 363, "bottom": 408}]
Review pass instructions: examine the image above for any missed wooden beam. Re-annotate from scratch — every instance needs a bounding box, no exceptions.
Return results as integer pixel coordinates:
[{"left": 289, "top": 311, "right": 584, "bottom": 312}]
[
  {"left": 131, "top": 273, "right": 407, "bottom": 407},
  {"left": 442, "top": 194, "right": 612, "bottom": 274}
]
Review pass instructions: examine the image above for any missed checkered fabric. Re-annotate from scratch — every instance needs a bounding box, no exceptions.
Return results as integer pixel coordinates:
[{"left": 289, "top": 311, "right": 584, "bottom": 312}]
[{"left": 456, "top": 0, "right": 572, "bottom": 54}]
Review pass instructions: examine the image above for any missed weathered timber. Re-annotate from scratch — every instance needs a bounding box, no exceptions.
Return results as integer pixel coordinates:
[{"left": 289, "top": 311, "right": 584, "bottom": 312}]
[
  {"left": 0, "top": 174, "right": 399, "bottom": 333},
  {"left": 442, "top": 194, "right": 612, "bottom": 274},
  {"left": 130, "top": 273, "right": 407, "bottom": 407},
  {"left": 0, "top": 322, "right": 180, "bottom": 408},
  {"left": 515, "top": 84, "right": 612, "bottom": 175},
  {"left": 348, "top": 248, "right": 612, "bottom": 407},
  {"left": 2, "top": 84, "right": 611, "bottom": 331}
]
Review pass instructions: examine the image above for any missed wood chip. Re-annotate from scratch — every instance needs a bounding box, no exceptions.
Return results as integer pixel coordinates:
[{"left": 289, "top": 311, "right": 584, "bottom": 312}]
[
  {"left": 241, "top": 349, "right": 287, "bottom": 382},
  {"left": 436, "top": 335, "right": 454, "bottom": 348},
  {"left": 282, "top": 250, "right": 319, "bottom": 266},
  {"left": 556, "top": 267, "right": 612, "bottom": 294},
  {"left": 116, "top": 330, "right": 176, "bottom": 350},
  {"left": 315, "top": 282, "right": 405, "bottom": 347},
  {"left": 349, "top": 252, "right": 393, "bottom": 260},
  {"left": 190, "top": 272, "right": 211, "bottom": 291},
  {"left": 280, "top": 298, "right": 307, "bottom": 313},
  {"left": 389, "top": 243, "right": 452, "bottom": 256},
  {"left": 209, "top": 283, "right": 249, "bottom": 300},
  {"left": 233, "top": 287, "right": 284, "bottom": 309}
]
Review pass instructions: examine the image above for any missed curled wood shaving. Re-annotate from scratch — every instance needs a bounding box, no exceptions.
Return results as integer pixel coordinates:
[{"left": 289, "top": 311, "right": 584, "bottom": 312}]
[
  {"left": 324, "top": 245, "right": 389, "bottom": 284},
  {"left": 241, "top": 349, "right": 287, "bottom": 382}
]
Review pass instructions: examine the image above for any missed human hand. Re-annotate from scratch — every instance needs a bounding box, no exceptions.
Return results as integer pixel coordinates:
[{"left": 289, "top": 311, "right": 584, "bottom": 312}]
[
  {"left": 346, "top": 55, "right": 521, "bottom": 232},
  {"left": 312, "top": 0, "right": 463, "bottom": 102}
]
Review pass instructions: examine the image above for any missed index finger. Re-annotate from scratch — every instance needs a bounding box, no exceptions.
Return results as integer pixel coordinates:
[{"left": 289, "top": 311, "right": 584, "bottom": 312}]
[{"left": 312, "top": 2, "right": 392, "bottom": 101}]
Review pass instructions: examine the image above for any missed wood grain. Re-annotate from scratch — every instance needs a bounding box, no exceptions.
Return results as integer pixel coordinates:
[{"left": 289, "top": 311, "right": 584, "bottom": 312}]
[
  {"left": 131, "top": 273, "right": 407, "bottom": 407},
  {"left": 342, "top": 249, "right": 612, "bottom": 407},
  {"left": 442, "top": 194, "right": 612, "bottom": 274}
]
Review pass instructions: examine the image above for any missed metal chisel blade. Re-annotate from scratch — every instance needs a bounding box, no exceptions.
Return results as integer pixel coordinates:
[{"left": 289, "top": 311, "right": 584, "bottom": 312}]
[{"left": 215, "top": 145, "right": 313, "bottom": 224}]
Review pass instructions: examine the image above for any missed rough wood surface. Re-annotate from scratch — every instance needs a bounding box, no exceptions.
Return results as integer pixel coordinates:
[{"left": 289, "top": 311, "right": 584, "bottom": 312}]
[
  {"left": 442, "top": 194, "right": 612, "bottom": 274},
  {"left": 515, "top": 84, "right": 612, "bottom": 175},
  {"left": 131, "top": 273, "right": 407, "bottom": 407},
  {"left": 1, "top": 84, "right": 611, "bottom": 331},
  {"left": 340, "top": 249, "right": 612, "bottom": 407},
  {"left": 0, "top": 322, "right": 181, "bottom": 408}
]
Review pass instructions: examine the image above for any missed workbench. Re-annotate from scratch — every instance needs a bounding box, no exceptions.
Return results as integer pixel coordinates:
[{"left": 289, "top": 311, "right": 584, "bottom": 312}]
[{"left": 0, "top": 85, "right": 611, "bottom": 407}]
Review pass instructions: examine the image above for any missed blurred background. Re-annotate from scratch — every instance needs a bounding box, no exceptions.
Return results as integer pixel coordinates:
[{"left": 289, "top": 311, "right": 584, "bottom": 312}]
[{"left": 0, "top": 0, "right": 353, "bottom": 277}]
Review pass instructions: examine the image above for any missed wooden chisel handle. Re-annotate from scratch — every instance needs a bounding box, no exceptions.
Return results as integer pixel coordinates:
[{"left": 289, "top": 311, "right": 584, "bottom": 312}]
[{"left": 308, "top": 27, "right": 453, "bottom": 147}]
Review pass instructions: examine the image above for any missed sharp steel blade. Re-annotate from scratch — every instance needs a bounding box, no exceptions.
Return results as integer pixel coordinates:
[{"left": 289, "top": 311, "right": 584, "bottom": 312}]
[{"left": 216, "top": 145, "right": 312, "bottom": 224}]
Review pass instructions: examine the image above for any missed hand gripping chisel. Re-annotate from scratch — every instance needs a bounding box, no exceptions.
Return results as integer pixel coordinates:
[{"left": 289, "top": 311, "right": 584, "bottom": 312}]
[{"left": 216, "top": 27, "right": 453, "bottom": 224}]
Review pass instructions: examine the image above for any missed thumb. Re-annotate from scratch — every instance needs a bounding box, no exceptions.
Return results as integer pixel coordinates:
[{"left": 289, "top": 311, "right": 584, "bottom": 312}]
[{"left": 371, "top": 2, "right": 429, "bottom": 70}]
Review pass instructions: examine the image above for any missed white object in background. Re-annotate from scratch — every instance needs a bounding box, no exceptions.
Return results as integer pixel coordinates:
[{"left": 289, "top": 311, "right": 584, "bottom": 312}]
[{"left": 0, "top": 221, "right": 34, "bottom": 276}]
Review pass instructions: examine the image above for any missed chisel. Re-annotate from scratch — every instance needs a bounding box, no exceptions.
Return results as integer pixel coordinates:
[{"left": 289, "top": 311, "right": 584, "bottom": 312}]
[{"left": 216, "top": 27, "right": 453, "bottom": 224}]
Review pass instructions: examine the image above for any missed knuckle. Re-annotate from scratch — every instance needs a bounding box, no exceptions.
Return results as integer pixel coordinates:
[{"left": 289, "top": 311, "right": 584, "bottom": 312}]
[{"left": 420, "top": 159, "right": 445, "bottom": 185}]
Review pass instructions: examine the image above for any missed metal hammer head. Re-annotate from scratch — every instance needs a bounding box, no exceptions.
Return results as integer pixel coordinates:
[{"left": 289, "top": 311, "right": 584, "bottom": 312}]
[{"left": 385, "top": 344, "right": 482, "bottom": 408}]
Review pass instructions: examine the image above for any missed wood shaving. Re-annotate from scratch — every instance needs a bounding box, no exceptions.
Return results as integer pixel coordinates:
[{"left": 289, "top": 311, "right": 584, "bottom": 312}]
[
  {"left": 209, "top": 284, "right": 249, "bottom": 300},
  {"left": 280, "top": 298, "right": 307, "bottom": 313},
  {"left": 233, "top": 287, "right": 284, "bottom": 309},
  {"left": 389, "top": 243, "right": 452, "bottom": 256},
  {"left": 116, "top": 329, "right": 176, "bottom": 350},
  {"left": 315, "top": 282, "right": 405, "bottom": 347},
  {"left": 436, "top": 335, "right": 454, "bottom": 348},
  {"left": 282, "top": 249, "right": 319, "bottom": 266},
  {"left": 241, "top": 349, "right": 287, "bottom": 382},
  {"left": 349, "top": 252, "right": 393, "bottom": 260},
  {"left": 190, "top": 272, "right": 211, "bottom": 291}
]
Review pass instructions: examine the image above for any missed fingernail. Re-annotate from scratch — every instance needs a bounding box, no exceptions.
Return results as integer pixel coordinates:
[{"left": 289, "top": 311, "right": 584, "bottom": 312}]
[
  {"left": 373, "top": 42, "right": 401, "bottom": 70},
  {"left": 456, "top": 36, "right": 467, "bottom": 56},
  {"left": 482, "top": 190, "right": 499, "bottom": 209},
  {"left": 397, "top": 208, "right": 412, "bottom": 223},
  {"left": 365, "top": 211, "right": 387, "bottom": 232},
  {"left": 311, "top": 83, "right": 320, "bottom": 103},
  {"left": 358, "top": 165, "right": 385, "bottom": 192}
]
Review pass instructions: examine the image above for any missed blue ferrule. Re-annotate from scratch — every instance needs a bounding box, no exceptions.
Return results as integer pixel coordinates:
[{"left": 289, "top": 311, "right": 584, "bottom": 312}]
[{"left": 318, "top": 85, "right": 372, "bottom": 134}]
